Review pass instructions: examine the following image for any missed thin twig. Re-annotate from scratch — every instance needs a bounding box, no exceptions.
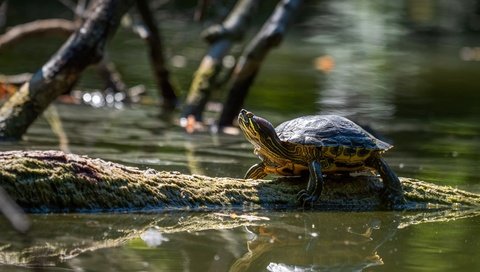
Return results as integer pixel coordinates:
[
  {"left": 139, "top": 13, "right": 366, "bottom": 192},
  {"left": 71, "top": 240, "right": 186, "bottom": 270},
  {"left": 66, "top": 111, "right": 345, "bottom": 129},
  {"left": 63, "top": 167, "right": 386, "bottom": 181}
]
[
  {"left": 0, "top": 19, "right": 77, "bottom": 50},
  {"left": 0, "top": 73, "right": 32, "bottom": 85}
]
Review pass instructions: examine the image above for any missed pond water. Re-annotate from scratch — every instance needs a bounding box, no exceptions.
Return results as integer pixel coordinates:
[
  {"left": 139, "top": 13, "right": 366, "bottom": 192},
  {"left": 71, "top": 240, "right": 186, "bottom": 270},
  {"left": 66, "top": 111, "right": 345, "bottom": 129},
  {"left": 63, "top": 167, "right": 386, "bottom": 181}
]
[{"left": 1, "top": 1, "right": 480, "bottom": 271}]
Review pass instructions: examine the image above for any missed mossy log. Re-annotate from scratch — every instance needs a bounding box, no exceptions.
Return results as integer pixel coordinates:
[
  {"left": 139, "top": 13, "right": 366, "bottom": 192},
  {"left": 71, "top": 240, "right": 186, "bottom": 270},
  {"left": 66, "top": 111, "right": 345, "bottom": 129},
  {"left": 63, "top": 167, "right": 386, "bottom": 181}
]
[{"left": 0, "top": 150, "right": 479, "bottom": 212}]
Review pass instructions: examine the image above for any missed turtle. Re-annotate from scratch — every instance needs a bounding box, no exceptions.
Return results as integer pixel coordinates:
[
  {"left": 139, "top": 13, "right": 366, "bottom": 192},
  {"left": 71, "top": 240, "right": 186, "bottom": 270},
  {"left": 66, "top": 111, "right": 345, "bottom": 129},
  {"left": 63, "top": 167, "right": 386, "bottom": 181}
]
[{"left": 237, "top": 109, "right": 405, "bottom": 207}]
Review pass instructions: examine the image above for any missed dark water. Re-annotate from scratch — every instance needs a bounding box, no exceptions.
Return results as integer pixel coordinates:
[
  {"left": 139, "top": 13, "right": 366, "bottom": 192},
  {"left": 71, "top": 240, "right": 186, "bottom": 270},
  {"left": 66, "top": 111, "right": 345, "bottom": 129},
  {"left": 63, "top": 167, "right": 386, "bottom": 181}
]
[{"left": 1, "top": 1, "right": 480, "bottom": 271}]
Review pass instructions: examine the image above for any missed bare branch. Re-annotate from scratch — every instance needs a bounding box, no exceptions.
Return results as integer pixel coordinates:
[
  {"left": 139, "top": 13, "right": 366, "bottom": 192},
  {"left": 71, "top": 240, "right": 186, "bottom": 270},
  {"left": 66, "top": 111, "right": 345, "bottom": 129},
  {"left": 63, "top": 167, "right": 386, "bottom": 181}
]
[
  {"left": 0, "top": 187, "right": 30, "bottom": 233},
  {"left": 194, "top": 0, "right": 210, "bottom": 21},
  {"left": 136, "top": 0, "right": 178, "bottom": 111},
  {"left": 218, "top": 0, "right": 303, "bottom": 127},
  {"left": 96, "top": 56, "right": 127, "bottom": 93},
  {"left": 0, "top": 19, "right": 77, "bottom": 50},
  {"left": 0, "top": 0, "right": 7, "bottom": 33},
  {"left": 181, "top": 0, "right": 258, "bottom": 126}
]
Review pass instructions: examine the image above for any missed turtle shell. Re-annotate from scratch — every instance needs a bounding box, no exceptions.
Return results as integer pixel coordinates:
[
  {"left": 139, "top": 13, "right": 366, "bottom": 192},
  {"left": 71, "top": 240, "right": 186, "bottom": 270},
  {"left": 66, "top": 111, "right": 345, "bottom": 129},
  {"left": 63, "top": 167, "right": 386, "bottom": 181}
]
[{"left": 275, "top": 115, "right": 391, "bottom": 151}]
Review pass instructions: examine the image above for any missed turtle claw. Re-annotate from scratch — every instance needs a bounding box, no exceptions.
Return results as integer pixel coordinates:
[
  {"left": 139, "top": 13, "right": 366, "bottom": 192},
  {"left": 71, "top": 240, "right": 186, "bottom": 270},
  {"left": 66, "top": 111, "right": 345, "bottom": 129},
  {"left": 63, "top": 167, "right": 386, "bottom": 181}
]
[
  {"left": 296, "top": 190, "right": 308, "bottom": 201},
  {"left": 296, "top": 190, "right": 319, "bottom": 208},
  {"left": 296, "top": 189, "right": 312, "bottom": 200},
  {"left": 381, "top": 188, "right": 407, "bottom": 209}
]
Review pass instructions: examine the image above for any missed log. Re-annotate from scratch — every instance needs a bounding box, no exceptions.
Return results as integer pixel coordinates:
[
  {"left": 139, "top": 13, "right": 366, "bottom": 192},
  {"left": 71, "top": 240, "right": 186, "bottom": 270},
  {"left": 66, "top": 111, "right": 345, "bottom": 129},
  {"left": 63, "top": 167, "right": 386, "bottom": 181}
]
[{"left": 0, "top": 150, "right": 479, "bottom": 212}]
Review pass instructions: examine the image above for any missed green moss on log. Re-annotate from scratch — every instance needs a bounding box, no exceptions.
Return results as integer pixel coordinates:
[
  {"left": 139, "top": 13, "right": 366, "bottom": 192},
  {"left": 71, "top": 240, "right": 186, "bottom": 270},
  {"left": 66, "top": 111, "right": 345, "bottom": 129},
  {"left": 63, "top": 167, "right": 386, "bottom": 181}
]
[{"left": 0, "top": 150, "right": 479, "bottom": 212}]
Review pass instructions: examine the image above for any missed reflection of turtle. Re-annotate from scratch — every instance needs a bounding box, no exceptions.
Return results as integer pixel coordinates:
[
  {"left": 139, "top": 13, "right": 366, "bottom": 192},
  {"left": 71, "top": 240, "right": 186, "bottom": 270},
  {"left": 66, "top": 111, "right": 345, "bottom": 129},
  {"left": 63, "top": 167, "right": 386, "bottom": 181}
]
[
  {"left": 238, "top": 109, "right": 405, "bottom": 207},
  {"left": 229, "top": 212, "right": 399, "bottom": 272}
]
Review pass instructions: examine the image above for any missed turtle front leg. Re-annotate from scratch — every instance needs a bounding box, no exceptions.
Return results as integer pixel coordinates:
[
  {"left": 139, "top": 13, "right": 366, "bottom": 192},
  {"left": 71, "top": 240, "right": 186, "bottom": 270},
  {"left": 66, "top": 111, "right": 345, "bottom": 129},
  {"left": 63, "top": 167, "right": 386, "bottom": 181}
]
[
  {"left": 297, "top": 160, "right": 324, "bottom": 207},
  {"left": 245, "top": 162, "right": 268, "bottom": 179},
  {"left": 367, "top": 156, "right": 406, "bottom": 208}
]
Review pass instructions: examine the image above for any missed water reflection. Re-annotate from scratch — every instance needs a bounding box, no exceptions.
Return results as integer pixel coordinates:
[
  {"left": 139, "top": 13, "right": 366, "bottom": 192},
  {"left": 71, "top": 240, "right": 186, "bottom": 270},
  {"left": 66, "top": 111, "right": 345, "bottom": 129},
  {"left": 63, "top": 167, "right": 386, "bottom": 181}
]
[
  {"left": 308, "top": 1, "right": 405, "bottom": 121},
  {"left": 1, "top": 0, "right": 480, "bottom": 271},
  {"left": 1, "top": 210, "right": 479, "bottom": 271},
  {"left": 230, "top": 212, "right": 397, "bottom": 272}
]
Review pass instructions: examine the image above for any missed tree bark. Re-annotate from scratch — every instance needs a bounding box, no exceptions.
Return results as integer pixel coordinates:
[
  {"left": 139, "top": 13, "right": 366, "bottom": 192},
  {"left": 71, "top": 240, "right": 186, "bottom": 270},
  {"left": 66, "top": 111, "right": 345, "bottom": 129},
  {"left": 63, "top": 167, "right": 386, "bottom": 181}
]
[
  {"left": 181, "top": 0, "right": 258, "bottom": 125},
  {"left": 136, "top": 0, "right": 178, "bottom": 111},
  {"left": 1, "top": 150, "right": 479, "bottom": 212},
  {"left": 0, "top": 0, "right": 134, "bottom": 140},
  {"left": 218, "top": 0, "right": 303, "bottom": 127}
]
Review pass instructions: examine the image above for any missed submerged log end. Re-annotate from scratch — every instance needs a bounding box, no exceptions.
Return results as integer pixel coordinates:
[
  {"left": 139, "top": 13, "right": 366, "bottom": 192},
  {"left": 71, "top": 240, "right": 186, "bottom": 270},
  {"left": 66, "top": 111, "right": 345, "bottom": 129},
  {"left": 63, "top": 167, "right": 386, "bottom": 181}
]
[{"left": 0, "top": 150, "right": 479, "bottom": 212}]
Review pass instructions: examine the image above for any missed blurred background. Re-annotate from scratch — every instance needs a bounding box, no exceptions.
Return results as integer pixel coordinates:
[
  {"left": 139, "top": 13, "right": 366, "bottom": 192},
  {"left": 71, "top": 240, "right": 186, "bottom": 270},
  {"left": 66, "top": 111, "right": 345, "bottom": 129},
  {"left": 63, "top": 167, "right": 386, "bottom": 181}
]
[
  {"left": 0, "top": 0, "right": 480, "bottom": 271},
  {"left": 1, "top": 0, "right": 479, "bottom": 185}
]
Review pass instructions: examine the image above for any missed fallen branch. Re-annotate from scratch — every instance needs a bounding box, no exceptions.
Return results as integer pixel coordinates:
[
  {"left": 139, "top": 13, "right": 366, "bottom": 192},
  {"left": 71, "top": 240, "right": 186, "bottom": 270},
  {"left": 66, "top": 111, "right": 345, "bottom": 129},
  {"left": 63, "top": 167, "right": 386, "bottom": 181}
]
[{"left": 0, "top": 150, "right": 479, "bottom": 212}]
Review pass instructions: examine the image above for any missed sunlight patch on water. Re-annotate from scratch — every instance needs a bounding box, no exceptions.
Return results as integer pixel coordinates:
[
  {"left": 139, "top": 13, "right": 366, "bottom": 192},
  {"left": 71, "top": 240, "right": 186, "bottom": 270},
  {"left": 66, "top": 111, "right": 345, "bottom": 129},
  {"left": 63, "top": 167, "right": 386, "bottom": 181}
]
[{"left": 140, "top": 228, "right": 169, "bottom": 248}]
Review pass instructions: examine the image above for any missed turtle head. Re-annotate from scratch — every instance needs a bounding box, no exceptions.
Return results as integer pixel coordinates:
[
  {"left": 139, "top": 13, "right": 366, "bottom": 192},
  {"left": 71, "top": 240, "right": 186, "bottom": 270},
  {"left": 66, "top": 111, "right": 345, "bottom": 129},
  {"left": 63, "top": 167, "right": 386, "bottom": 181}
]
[{"left": 238, "top": 109, "right": 287, "bottom": 157}]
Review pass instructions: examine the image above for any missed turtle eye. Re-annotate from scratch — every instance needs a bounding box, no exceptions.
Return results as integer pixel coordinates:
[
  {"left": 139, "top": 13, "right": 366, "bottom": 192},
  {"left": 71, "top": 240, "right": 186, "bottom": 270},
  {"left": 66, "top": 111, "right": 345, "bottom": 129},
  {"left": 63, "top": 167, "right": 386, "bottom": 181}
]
[{"left": 246, "top": 112, "right": 253, "bottom": 118}]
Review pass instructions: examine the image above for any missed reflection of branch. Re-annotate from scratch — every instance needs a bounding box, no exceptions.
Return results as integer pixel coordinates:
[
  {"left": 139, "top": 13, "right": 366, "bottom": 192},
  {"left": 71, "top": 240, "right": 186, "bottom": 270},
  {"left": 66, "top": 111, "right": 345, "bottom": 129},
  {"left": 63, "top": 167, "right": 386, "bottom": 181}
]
[
  {"left": 0, "top": 19, "right": 77, "bottom": 50},
  {"left": 0, "top": 187, "right": 30, "bottom": 233},
  {"left": 184, "top": 141, "right": 207, "bottom": 176},
  {"left": 43, "top": 105, "right": 70, "bottom": 153},
  {"left": 229, "top": 210, "right": 480, "bottom": 271},
  {"left": 0, "top": 212, "right": 261, "bottom": 267},
  {"left": 1, "top": 150, "right": 479, "bottom": 212},
  {"left": 398, "top": 209, "right": 480, "bottom": 229}
]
